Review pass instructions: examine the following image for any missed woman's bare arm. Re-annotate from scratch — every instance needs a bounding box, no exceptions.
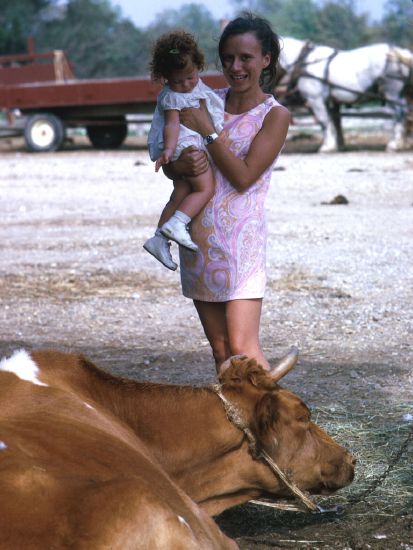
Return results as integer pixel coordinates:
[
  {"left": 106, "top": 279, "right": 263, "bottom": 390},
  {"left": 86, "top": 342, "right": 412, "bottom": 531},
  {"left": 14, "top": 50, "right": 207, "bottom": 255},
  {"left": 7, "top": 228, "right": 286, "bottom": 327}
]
[{"left": 180, "top": 102, "right": 291, "bottom": 192}]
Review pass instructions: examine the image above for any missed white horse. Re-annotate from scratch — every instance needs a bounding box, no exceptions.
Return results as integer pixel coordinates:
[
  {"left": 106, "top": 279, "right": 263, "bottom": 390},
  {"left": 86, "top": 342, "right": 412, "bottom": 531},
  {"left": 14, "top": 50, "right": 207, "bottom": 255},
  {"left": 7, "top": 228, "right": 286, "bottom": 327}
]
[{"left": 278, "top": 37, "right": 413, "bottom": 152}]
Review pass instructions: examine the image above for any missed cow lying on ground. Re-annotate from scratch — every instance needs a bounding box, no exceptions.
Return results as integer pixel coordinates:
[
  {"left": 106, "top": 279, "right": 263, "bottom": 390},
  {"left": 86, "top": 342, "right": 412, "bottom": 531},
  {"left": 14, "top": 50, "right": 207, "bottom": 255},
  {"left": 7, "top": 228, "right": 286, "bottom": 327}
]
[{"left": 0, "top": 348, "right": 355, "bottom": 548}]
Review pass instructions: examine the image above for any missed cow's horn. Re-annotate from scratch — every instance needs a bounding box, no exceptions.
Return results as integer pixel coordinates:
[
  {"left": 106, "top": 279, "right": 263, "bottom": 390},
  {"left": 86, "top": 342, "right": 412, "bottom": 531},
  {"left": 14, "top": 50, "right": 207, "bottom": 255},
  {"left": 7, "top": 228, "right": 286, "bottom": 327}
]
[{"left": 270, "top": 346, "right": 299, "bottom": 382}]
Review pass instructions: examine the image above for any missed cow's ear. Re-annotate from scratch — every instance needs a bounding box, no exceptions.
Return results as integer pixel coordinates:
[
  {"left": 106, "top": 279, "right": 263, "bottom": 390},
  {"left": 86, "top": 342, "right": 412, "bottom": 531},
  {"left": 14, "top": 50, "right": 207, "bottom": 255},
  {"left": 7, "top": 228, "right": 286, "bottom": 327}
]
[{"left": 253, "top": 393, "right": 280, "bottom": 443}]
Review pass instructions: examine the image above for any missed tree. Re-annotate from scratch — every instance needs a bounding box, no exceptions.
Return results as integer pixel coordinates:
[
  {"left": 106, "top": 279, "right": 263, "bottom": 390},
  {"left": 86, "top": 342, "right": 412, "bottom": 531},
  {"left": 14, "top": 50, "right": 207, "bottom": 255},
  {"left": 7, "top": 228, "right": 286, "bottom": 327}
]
[
  {"left": 35, "top": 0, "right": 150, "bottom": 77},
  {"left": 229, "top": 0, "right": 355, "bottom": 45},
  {"left": 228, "top": 0, "right": 290, "bottom": 35},
  {"left": 274, "top": 0, "right": 319, "bottom": 40},
  {"left": 228, "top": 0, "right": 264, "bottom": 14},
  {"left": 0, "top": 0, "right": 53, "bottom": 54},
  {"left": 315, "top": 1, "right": 369, "bottom": 48},
  {"left": 146, "top": 4, "right": 222, "bottom": 69},
  {"left": 2, "top": 0, "right": 401, "bottom": 80},
  {"left": 380, "top": 0, "right": 413, "bottom": 48},
  {"left": 228, "top": 0, "right": 372, "bottom": 49}
]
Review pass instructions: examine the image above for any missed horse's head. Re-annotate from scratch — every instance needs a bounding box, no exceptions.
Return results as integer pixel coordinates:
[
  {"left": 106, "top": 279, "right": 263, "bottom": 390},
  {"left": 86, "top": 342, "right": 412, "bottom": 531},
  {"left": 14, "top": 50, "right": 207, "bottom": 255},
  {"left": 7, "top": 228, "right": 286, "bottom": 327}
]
[{"left": 279, "top": 37, "right": 307, "bottom": 71}]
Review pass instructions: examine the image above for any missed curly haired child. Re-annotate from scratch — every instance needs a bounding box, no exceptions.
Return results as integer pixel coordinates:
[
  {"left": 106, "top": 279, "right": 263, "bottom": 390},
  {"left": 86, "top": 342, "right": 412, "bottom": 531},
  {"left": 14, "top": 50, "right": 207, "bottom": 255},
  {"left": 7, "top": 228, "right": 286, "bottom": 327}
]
[{"left": 143, "top": 30, "right": 224, "bottom": 270}]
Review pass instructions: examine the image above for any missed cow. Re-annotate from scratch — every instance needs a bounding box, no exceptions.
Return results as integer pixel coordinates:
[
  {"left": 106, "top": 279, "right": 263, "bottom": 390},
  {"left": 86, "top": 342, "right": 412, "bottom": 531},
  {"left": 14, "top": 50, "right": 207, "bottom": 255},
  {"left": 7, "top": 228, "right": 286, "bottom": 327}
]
[
  {"left": 0, "top": 348, "right": 355, "bottom": 548},
  {"left": 0, "top": 350, "right": 235, "bottom": 550}
]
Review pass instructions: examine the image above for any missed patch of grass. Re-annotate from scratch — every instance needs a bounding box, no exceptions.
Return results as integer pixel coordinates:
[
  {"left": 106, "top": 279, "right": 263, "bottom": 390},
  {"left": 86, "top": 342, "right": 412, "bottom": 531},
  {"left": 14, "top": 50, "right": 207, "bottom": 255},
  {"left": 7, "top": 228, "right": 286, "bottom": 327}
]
[{"left": 313, "top": 401, "right": 413, "bottom": 518}]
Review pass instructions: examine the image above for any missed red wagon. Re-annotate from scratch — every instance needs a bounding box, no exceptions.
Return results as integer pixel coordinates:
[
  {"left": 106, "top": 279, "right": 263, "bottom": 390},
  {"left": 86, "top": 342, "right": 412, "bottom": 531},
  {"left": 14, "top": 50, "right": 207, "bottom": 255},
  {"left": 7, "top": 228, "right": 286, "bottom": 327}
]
[{"left": 0, "top": 40, "right": 226, "bottom": 152}]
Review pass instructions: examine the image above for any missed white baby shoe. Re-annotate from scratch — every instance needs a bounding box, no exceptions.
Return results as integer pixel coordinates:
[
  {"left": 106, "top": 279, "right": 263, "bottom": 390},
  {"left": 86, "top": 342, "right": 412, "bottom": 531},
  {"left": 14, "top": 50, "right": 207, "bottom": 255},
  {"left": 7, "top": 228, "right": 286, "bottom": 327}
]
[
  {"left": 161, "top": 216, "right": 198, "bottom": 252},
  {"left": 143, "top": 232, "right": 177, "bottom": 270}
]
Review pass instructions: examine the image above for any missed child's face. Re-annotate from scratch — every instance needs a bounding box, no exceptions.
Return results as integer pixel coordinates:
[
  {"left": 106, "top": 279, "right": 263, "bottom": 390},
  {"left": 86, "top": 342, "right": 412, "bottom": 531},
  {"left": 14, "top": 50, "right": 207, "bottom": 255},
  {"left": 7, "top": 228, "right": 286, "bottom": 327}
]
[{"left": 167, "top": 61, "right": 199, "bottom": 93}]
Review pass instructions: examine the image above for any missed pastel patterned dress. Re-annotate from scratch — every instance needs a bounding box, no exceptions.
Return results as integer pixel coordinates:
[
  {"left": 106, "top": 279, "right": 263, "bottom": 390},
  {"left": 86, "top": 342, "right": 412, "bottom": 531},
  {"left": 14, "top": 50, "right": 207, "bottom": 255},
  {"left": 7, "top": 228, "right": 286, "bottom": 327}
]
[{"left": 180, "top": 89, "right": 284, "bottom": 302}]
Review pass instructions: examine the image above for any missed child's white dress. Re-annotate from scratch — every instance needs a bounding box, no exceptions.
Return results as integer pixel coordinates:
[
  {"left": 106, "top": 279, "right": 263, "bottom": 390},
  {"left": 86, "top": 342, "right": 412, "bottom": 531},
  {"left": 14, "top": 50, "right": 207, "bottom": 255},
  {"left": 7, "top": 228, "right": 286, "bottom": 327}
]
[{"left": 147, "top": 79, "right": 224, "bottom": 162}]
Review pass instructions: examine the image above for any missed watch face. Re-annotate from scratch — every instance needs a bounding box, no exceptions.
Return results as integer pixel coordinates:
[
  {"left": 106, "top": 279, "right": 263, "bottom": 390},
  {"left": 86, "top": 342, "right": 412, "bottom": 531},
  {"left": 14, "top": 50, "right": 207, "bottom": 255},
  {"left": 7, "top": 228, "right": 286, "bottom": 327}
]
[{"left": 204, "top": 133, "right": 218, "bottom": 145}]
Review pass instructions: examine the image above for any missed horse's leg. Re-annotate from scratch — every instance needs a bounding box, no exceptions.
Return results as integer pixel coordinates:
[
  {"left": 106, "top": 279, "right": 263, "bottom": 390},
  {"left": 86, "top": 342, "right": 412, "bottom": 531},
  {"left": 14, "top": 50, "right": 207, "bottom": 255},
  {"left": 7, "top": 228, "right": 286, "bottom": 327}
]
[
  {"left": 406, "top": 98, "right": 413, "bottom": 142},
  {"left": 330, "top": 101, "right": 345, "bottom": 150},
  {"left": 307, "top": 96, "right": 339, "bottom": 153},
  {"left": 381, "top": 67, "right": 409, "bottom": 151},
  {"left": 387, "top": 104, "right": 408, "bottom": 152}
]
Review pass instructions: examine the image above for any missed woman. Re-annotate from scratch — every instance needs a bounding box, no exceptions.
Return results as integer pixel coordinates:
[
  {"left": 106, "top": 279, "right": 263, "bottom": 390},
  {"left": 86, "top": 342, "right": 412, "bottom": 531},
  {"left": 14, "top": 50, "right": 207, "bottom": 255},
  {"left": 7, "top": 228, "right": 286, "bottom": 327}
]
[{"left": 165, "top": 13, "right": 290, "bottom": 371}]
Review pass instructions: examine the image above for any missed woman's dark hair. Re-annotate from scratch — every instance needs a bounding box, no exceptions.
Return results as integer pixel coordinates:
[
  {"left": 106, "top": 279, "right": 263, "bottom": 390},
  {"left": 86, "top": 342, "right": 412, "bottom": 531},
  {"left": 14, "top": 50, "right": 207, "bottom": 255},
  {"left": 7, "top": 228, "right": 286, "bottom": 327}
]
[
  {"left": 218, "top": 12, "right": 281, "bottom": 92},
  {"left": 149, "top": 30, "right": 205, "bottom": 81}
]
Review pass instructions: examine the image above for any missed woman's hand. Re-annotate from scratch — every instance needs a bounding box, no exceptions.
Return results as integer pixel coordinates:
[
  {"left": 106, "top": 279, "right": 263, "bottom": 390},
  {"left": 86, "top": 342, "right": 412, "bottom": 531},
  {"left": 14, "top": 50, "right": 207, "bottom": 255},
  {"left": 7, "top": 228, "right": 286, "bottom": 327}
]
[
  {"left": 179, "top": 100, "right": 215, "bottom": 136},
  {"left": 162, "top": 146, "right": 209, "bottom": 180}
]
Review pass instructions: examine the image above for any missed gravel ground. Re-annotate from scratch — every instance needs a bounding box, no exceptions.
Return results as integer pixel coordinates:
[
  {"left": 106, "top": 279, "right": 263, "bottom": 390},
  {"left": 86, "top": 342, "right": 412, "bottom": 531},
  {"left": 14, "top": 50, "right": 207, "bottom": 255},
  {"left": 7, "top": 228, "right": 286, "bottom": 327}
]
[{"left": 0, "top": 134, "right": 412, "bottom": 549}]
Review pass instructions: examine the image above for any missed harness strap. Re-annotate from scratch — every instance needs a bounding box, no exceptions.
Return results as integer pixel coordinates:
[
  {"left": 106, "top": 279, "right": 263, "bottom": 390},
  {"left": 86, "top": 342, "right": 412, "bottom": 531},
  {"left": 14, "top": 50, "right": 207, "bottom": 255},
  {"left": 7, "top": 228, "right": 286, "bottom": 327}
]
[
  {"left": 324, "top": 50, "right": 338, "bottom": 90},
  {"left": 285, "top": 40, "right": 315, "bottom": 95},
  {"left": 210, "top": 383, "right": 318, "bottom": 512},
  {"left": 286, "top": 45, "right": 412, "bottom": 110},
  {"left": 297, "top": 71, "right": 410, "bottom": 109}
]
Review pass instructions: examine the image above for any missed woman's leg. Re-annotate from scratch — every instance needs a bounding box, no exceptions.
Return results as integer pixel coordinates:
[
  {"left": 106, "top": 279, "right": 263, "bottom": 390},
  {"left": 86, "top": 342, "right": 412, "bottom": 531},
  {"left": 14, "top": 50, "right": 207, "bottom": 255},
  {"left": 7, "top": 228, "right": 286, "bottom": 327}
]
[
  {"left": 225, "top": 299, "right": 270, "bottom": 370},
  {"left": 193, "top": 300, "right": 230, "bottom": 370},
  {"left": 194, "top": 298, "right": 269, "bottom": 371}
]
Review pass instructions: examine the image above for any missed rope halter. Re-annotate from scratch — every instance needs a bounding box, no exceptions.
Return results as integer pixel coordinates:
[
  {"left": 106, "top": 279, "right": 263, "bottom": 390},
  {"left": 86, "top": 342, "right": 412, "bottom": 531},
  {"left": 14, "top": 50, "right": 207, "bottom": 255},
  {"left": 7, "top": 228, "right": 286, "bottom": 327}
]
[{"left": 209, "top": 382, "right": 318, "bottom": 512}]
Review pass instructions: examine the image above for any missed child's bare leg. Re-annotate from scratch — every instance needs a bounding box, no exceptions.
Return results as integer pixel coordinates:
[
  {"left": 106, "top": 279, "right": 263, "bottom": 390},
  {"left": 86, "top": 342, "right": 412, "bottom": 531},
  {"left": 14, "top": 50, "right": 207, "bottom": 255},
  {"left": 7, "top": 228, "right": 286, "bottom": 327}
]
[
  {"left": 175, "top": 165, "right": 215, "bottom": 219},
  {"left": 160, "top": 166, "right": 215, "bottom": 251},
  {"left": 158, "top": 179, "right": 191, "bottom": 227}
]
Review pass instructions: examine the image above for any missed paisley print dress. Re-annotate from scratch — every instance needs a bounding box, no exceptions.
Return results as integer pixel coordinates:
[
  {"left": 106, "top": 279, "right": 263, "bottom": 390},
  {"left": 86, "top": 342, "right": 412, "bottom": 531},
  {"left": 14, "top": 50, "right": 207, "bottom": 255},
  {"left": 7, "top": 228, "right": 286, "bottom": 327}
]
[{"left": 180, "top": 89, "right": 283, "bottom": 302}]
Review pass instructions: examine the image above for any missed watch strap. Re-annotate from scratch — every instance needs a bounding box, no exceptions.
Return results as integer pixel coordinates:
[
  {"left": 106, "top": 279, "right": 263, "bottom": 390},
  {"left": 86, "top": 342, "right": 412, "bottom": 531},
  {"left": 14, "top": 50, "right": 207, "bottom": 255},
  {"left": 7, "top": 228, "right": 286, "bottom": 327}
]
[{"left": 203, "top": 132, "right": 219, "bottom": 146}]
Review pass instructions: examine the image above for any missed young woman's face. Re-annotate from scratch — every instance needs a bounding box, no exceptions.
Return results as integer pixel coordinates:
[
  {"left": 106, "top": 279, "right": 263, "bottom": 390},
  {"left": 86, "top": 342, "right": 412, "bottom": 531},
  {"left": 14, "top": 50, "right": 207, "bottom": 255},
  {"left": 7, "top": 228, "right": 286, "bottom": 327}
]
[
  {"left": 220, "top": 31, "right": 270, "bottom": 91},
  {"left": 167, "top": 60, "right": 199, "bottom": 93}
]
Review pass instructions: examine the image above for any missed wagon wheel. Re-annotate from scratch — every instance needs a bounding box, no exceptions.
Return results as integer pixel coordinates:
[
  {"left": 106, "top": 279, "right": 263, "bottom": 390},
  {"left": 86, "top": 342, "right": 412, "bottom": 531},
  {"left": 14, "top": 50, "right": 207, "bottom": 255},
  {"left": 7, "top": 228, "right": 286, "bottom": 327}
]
[
  {"left": 86, "top": 117, "right": 128, "bottom": 149},
  {"left": 24, "top": 113, "right": 65, "bottom": 153}
]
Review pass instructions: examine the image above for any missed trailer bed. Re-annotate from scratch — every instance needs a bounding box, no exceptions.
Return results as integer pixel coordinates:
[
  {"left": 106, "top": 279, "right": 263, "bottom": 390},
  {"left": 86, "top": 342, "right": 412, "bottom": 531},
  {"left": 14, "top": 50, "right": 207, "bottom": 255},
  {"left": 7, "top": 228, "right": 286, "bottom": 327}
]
[
  {"left": 0, "top": 43, "right": 226, "bottom": 151},
  {"left": 0, "top": 74, "right": 226, "bottom": 115}
]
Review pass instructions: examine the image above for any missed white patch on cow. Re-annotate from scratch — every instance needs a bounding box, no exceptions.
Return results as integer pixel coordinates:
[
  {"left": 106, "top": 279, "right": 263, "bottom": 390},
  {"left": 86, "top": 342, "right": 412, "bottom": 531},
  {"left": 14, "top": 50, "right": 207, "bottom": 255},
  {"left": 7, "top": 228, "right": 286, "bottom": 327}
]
[
  {"left": 178, "top": 516, "right": 191, "bottom": 531},
  {"left": 0, "top": 349, "right": 48, "bottom": 387},
  {"left": 84, "top": 402, "right": 95, "bottom": 410},
  {"left": 0, "top": 441, "right": 7, "bottom": 450}
]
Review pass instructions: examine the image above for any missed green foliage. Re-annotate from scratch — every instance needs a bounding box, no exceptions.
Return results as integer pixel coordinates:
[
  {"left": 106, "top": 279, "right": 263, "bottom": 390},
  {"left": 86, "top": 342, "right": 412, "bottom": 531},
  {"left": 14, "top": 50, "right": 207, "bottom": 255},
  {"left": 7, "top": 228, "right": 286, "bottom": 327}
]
[
  {"left": 273, "top": 0, "right": 320, "bottom": 40},
  {"left": 229, "top": 0, "right": 371, "bottom": 48},
  {"left": 146, "top": 4, "right": 222, "bottom": 70},
  {"left": 380, "top": 0, "right": 413, "bottom": 48},
  {"left": 0, "top": 0, "right": 52, "bottom": 54},
  {"left": 34, "top": 0, "right": 150, "bottom": 77},
  {"left": 1, "top": 0, "right": 412, "bottom": 78},
  {"left": 315, "top": 1, "right": 369, "bottom": 48}
]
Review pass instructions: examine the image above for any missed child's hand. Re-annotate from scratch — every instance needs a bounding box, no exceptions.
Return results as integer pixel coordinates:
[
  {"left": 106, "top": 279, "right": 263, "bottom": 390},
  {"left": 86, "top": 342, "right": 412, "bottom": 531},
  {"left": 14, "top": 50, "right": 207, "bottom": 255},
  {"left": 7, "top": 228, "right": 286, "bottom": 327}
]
[{"left": 155, "top": 149, "right": 173, "bottom": 172}]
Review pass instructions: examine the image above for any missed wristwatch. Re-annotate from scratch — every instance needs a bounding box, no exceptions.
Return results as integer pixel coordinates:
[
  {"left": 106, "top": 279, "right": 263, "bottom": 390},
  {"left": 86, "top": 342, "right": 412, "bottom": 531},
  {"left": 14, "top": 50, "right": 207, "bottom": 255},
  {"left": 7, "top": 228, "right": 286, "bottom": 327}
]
[{"left": 203, "top": 132, "right": 219, "bottom": 146}]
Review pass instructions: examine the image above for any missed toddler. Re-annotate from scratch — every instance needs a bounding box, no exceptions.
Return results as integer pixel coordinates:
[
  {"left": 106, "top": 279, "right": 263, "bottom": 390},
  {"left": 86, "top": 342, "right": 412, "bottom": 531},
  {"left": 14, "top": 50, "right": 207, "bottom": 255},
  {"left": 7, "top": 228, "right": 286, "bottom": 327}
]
[{"left": 144, "top": 30, "right": 224, "bottom": 270}]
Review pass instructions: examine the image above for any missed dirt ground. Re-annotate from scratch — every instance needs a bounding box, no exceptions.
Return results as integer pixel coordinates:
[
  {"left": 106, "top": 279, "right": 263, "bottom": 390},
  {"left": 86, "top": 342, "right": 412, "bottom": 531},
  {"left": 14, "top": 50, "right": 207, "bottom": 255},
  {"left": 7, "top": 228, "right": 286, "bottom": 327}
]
[{"left": 0, "top": 129, "right": 412, "bottom": 549}]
